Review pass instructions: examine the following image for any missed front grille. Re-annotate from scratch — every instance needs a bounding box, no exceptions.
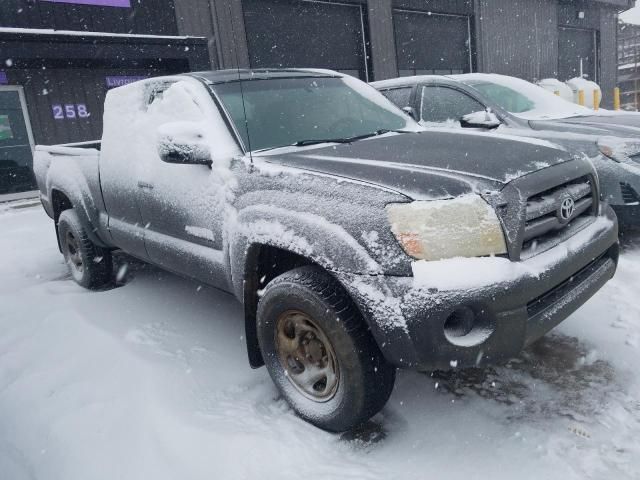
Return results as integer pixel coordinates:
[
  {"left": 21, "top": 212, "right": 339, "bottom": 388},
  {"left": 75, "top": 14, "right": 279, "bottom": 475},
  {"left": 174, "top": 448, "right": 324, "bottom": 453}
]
[
  {"left": 620, "top": 182, "right": 640, "bottom": 205},
  {"left": 521, "top": 176, "right": 596, "bottom": 254}
]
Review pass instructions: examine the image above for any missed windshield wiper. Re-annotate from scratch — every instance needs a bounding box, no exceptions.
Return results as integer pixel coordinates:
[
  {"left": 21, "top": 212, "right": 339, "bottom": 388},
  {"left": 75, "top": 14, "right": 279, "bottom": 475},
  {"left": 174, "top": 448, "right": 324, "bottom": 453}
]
[{"left": 292, "top": 129, "right": 409, "bottom": 147}]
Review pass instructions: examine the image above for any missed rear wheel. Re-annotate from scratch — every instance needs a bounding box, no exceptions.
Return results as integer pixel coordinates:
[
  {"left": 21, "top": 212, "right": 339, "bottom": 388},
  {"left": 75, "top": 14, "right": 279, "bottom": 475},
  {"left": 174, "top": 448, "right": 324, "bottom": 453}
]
[
  {"left": 257, "top": 266, "right": 396, "bottom": 432},
  {"left": 58, "top": 209, "right": 112, "bottom": 289}
]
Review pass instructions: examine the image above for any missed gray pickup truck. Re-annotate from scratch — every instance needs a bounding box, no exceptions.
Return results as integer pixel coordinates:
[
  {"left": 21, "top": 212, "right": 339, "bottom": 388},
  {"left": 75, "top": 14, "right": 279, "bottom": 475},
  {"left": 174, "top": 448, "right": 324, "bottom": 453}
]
[{"left": 34, "top": 69, "right": 618, "bottom": 432}]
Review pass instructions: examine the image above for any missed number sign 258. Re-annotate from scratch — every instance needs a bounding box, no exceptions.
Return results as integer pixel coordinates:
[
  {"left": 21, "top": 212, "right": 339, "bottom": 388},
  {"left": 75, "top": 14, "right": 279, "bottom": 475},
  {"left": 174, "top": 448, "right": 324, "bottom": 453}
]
[{"left": 52, "top": 104, "right": 91, "bottom": 120}]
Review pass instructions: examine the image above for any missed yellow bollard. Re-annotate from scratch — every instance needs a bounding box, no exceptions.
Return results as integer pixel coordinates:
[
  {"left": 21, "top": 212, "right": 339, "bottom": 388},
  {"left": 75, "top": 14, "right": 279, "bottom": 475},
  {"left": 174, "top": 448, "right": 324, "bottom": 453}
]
[
  {"left": 614, "top": 87, "right": 621, "bottom": 111},
  {"left": 578, "top": 90, "right": 585, "bottom": 106},
  {"left": 593, "top": 90, "right": 600, "bottom": 111},
  {"left": 554, "top": 90, "right": 560, "bottom": 96}
]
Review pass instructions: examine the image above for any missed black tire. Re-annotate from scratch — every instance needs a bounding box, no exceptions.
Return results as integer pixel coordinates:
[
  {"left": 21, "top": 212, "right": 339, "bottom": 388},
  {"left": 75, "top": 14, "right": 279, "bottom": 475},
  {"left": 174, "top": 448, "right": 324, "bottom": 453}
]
[
  {"left": 257, "top": 265, "right": 396, "bottom": 432},
  {"left": 57, "top": 209, "right": 112, "bottom": 289}
]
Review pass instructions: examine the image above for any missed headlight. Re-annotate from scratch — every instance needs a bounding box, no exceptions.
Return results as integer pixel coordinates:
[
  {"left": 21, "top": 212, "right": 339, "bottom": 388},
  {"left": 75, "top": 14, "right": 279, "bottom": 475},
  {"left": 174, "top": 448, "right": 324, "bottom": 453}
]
[
  {"left": 386, "top": 195, "right": 508, "bottom": 261},
  {"left": 598, "top": 138, "right": 640, "bottom": 163}
]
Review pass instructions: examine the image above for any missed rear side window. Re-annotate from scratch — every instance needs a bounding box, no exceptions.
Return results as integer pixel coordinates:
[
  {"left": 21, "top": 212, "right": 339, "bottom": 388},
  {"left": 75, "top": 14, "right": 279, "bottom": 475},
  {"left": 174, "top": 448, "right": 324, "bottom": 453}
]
[
  {"left": 380, "top": 87, "right": 413, "bottom": 108},
  {"left": 420, "top": 86, "right": 485, "bottom": 123}
]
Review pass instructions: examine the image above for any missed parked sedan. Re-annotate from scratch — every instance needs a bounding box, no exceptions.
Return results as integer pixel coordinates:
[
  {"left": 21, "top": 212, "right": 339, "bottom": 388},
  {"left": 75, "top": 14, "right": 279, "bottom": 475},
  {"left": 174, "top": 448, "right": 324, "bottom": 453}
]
[{"left": 372, "top": 74, "right": 640, "bottom": 226}]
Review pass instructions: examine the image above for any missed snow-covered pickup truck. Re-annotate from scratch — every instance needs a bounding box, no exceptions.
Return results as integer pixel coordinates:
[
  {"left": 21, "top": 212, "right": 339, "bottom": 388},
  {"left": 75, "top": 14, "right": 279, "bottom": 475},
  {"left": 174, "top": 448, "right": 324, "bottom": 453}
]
[{"left": 34, "top": 69, "right": 619, "bottom": 432}]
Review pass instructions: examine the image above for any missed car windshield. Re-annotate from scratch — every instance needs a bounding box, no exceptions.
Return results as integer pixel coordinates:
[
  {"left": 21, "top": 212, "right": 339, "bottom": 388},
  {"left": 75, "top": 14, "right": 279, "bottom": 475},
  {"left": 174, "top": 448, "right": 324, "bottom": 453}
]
[
  {"left": 457, "top": 74, "right": 593, "bottom": 120},
  {"left": 211, "top": 76, "right": 419, "bottom": 151}
]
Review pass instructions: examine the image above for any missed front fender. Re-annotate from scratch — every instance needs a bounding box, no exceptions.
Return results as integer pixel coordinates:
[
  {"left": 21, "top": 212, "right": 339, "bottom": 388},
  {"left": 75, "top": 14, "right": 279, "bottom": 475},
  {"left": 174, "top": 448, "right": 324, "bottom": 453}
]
[{"left": 229, "top": 204, "right": 383, "bottom": 299}]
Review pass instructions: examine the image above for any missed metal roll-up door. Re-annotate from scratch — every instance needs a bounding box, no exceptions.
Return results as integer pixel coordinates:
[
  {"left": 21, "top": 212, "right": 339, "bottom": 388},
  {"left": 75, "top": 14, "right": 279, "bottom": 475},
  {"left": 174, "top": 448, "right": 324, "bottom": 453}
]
[
  {"left": 393, "top": 9, "right": 472, "bottom": 77},
  {"left": 243, "top": 0, "right": 369, "bottom": 80}
]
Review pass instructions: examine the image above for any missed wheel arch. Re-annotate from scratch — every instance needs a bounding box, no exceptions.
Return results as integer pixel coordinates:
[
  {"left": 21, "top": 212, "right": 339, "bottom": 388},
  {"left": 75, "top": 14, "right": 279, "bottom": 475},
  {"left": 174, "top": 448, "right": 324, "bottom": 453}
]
[
  {"left": 49, "top": 187, "right": 109, "bottom": 250},
  {"left": 230, "top": 205, "right": 384, "bottom": 368},
  {"left": 242, "top": 244, "right": 320, "bottom": 368}
]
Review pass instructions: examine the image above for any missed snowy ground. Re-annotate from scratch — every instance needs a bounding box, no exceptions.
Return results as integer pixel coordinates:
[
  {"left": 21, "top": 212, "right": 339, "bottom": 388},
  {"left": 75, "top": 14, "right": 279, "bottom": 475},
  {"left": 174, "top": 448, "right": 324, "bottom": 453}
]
[{"left": 1, "top": 203, "right": 639, "bottom": 480}]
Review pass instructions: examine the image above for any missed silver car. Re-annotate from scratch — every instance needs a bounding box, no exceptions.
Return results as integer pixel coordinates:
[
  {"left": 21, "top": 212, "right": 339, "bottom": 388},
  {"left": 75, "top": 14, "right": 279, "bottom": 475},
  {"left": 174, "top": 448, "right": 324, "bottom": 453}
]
[{"left": 373, "top": 73, "right": 640, "bottom": 227}]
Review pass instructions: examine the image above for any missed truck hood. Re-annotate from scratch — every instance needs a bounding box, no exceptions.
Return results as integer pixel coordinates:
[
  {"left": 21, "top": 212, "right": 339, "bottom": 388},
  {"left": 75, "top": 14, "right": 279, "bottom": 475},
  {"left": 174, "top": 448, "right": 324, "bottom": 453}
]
[{"left": 257, "top": 130, "right": 574, "bottom": 200}]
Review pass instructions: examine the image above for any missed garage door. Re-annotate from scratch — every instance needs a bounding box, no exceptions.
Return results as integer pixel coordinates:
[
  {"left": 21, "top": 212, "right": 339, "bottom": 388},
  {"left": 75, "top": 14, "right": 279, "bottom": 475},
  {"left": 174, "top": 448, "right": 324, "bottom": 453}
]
[
  {"left": 558, "top": 26, "right": 598, "bottom": 82},
  {"left": 243, "top": 0, "right": 369, "bottom": 80},
  {"left": 393, "top": 10, "right": 472, "bottom": 77}
]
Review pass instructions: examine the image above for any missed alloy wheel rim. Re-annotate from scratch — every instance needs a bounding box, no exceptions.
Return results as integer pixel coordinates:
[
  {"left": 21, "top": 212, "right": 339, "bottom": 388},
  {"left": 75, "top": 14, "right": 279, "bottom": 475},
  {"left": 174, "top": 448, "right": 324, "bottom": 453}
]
[
  {"left": 275, "top": 310, "right": 340, "bottom": 402},
  {"left": 65, "top": 231, "right": 84, "bottom": 274}
]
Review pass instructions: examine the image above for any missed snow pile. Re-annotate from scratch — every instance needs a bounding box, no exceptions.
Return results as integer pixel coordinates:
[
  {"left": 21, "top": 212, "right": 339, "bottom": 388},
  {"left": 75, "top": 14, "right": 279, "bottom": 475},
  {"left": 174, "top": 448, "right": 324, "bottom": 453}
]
[
  {"left": 536, "top": 78, "right": 573, "bottom": 102},
  {"left": 566, "top": 78, "right": 601, "bottom": 109},
  {"left": 0, "top": 206, "right": 639, "bottom": 479}
]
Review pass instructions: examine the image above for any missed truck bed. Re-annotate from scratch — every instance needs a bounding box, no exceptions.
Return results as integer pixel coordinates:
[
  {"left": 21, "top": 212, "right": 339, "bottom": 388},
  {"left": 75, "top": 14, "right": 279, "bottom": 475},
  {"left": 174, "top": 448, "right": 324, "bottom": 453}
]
[{"left": 33, "top": 140, "right": 104, "bottom": 226}]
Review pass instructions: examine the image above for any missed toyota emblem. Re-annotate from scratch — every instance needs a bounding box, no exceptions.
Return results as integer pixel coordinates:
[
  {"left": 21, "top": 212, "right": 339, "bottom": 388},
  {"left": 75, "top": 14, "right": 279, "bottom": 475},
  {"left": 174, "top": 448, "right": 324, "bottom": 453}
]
[{"left": 559, "top": 197, "right": 575, "bottom": 222}]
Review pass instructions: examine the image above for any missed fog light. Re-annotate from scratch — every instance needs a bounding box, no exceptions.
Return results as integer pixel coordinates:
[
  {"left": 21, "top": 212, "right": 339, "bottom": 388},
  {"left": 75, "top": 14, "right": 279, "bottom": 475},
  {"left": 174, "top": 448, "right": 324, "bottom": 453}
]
[
  {"left": 444, "top": 306, "right": 495, "bottom": 347},
  {"left": 444, "top": 307, "right": 475, "bottom": 338}
]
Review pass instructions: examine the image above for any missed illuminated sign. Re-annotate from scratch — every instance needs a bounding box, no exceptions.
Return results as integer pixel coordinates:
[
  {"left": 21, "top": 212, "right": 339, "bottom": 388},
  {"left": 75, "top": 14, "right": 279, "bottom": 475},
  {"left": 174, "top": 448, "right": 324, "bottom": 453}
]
[
  {"left": 105, "top": 76, "right": 148, "bottom": 88},
  {"left": 0, "top": 72, "right": 7, "bottom": 85},
  {"left": 52, "top": 104, "right": 91, "bottom": 120},
  {"left": 40, "top": 0, "right": 131, "bottom": 7}
]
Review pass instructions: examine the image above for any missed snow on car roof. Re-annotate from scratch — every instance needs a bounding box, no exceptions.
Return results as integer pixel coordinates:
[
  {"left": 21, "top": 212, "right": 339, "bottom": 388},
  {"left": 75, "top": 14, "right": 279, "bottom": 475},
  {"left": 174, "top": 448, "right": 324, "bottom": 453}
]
[
  {"left": 449, "top": 73, "right": 593, "bottom": 121},
  {"left": 370, "top": 75, "right": 450, "bottom": 89},
  {"left": 190, "top": 68, "right": 343, "bottom": 85}
]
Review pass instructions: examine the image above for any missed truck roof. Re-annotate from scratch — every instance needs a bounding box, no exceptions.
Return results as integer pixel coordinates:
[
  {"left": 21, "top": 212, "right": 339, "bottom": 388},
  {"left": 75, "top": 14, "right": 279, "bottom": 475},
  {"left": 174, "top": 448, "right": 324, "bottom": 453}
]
[{"left": 188, "top": 68, "right": 343, "bottom": 85}]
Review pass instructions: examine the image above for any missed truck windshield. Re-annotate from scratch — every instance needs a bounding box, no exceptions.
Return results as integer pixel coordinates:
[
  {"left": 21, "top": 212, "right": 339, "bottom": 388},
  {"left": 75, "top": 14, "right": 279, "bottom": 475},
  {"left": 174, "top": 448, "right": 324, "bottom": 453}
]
[{"left": 211, "top": 76, "right": 419, "bottom": 151}]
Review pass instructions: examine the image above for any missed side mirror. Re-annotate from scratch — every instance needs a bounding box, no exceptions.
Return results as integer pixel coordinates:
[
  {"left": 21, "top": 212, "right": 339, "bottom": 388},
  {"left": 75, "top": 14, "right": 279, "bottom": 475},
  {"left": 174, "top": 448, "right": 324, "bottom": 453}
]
[
  {"left": 460, "top": 110, "right": 501, "bottom": 129},
  {"left": 402, "top": 106, "right": 417, "bottom": 120},
  {"left": 157, "top": 121, "right": 212, "bottom": 167}
]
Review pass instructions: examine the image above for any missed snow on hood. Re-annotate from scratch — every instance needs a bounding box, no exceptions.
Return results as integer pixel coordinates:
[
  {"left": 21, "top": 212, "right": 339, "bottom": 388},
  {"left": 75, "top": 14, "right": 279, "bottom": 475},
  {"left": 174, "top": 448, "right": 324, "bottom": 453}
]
[{"left": 258, "top": 129, "right": 573, "bottom": 200}]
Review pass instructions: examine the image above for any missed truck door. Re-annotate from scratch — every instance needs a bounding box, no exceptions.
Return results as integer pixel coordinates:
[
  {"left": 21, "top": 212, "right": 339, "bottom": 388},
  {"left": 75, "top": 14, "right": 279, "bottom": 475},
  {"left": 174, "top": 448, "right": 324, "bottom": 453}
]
[
  {"left": 99, "top": 81, "right": 153, "bottom": 260},
  {"left": 135, "top": 79, "right": 242, "bottom": 291}
]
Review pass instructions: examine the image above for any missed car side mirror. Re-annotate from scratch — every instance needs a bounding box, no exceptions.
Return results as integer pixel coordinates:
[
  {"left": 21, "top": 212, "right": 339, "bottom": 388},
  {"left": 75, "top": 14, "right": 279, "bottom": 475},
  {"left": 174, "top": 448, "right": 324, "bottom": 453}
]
[
  {"left": 157, "top": 121, "right": 212, "bottom": 167},
  {"left": 402, "top": 106, "right": 417, "bottom": 120},
  {"left": 460, "top": 110, "right": 501, "bottom": 129}
]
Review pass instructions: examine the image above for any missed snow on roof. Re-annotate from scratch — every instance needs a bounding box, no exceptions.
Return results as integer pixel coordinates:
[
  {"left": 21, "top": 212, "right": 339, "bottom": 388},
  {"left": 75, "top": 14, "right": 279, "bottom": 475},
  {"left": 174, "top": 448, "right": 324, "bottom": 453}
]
[
  {"left": 0, "top": 27, "right": 205, "bottom": 41},
  {"left": 619, "top": 62, "right": 640, "bottom": 70},
  {"left": 370, "top": 75, "right": 450, "bottom": 89},
  {"left": 192, "top": 68, "right": 342, "bottom": 84},
  {"left": 620, "top": 6, "right": 640, "bottom": 26}
]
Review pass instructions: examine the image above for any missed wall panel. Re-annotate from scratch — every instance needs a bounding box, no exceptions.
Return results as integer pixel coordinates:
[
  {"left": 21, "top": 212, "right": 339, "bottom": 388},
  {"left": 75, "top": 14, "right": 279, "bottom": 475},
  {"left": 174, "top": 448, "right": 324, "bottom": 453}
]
[{"left": 476, "top": 0, "right": 558, "bottom": 81}]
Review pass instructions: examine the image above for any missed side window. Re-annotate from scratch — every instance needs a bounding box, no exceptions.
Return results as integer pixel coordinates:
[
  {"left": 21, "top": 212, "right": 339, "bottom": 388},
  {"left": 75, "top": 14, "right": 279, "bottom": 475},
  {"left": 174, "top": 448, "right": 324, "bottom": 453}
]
[
  {"left": 420, "top": 86, "right": 486, "bottom": 123},
  {"left": 380, "top": 87, "right": 413, "bottom": 108}
]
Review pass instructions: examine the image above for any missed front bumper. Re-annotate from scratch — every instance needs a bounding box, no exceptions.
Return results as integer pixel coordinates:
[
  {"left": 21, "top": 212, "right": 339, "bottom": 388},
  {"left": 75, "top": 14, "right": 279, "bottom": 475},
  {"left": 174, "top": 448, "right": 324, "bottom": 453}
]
[{"left": 337, "top": 207, "right": 619, "bottom": 371}]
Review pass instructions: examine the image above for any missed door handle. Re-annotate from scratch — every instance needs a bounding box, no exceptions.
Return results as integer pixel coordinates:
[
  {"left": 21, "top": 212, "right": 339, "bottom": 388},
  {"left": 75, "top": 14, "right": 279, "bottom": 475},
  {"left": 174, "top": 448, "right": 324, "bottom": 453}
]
[{"left": 137, "top": 181, "right": 154, "bottom": 190}]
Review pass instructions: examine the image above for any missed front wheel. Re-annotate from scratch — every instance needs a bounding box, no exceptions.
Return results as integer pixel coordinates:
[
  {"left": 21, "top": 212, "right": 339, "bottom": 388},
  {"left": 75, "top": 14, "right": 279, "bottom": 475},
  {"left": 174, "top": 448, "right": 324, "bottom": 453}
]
[
  {"left": 57, "top": 209, "right": 112, "bottom": 289},
  {"left": 257, "top": 266, "right": 396, "bottom": 432}
]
